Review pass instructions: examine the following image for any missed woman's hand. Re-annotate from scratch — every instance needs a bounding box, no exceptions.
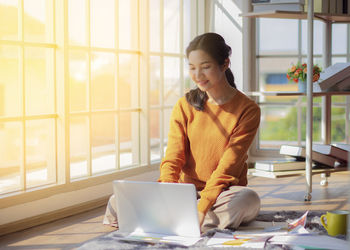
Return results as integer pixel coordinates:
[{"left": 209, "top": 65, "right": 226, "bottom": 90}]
[{"left": 198, "top": 211, "right": 205, "bottom": 228}]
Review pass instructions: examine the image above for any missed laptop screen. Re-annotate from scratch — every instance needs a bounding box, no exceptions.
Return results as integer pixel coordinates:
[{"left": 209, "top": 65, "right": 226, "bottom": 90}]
[{"left": 113, "top": 180, "right": 201, "bottom": 237}]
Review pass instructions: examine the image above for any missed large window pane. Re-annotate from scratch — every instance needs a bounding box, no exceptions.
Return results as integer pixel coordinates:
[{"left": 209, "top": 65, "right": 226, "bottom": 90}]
[
  {"left": 119, "top": 0, "right": 138, "bottom": 50},
  {"left": 150, "top": 109, "right": 161, "bottom": 162},
  {"left": 258, "top": 57, "right": 298, "bottom": 92},
  {"left": 24, "top": 0, "right": 53, "bottom": 42},
  {"left": 68, "top": 0, "right": 87, "bottom": 46},
  {"left": 183, "top": 0, "right": 191, "bottom": 54},
  {"left": 301, "top": 20, "right": 323, "bottom": 55},
  {"left": 164, "top": 57, "right": 180, "bottom": 105},
  {"left": 259, "top": 19, "right": 298, "bottom": 55},
  {"left": 183, "top": 58, "right": 193, "bottom": 94},
  {"left": 150, "top": 56, "right": 161, "bottom": 106},
  {"left": 119, "top": 112, "right": 139, "bottom": 169},
  {"left": 259, "top": 99, "right": 323, "bottom": 149},
  {"left": 332, "top": 56, "right": 347, "bottom": 64},
  {"left": 331, "top": 106, "right": 346, "bottom": 143},
  {"left": 150, "top": 0, "right": 160, "bottom": 52},
  {"left": 91, "top": 52, "right": 116, "bottom": 110},
  {"left": 69, "top": 51, "right": 89, "bottom": 112},
  {"left": 25, "top": 47, "right": 54, "bottom": 115},
  {"left": 332, "top": 24, "right": 347, "bottom": 55},
  {"left": 70, "top": 116, "right": 89, "bottom": 179},
  {"left": 0, "top": 0, "right": 18, "bottom": 40},
  {"left": 331, "top": 95, "right": 347, "bottom": 143},
  {"left": 310, "top": 103, "right": 322, "bottom": 143},
  {"left": 0, "top": 0, "right": 195, "bottom": 198},
  {"left": 213, "top": 1, "right": 242, "bottom": 49},
  {"left": 91, "top": 0, "right": 115, "bottom": 48},
  {"left": 92, "top": 113, "right": 116, "bottom": 174},
  {"left": 0, "top": 122, "right": 21, "bottom": 194},
  {"left": 164, "top": 0, "right": 180, "bottom": 53},
  {"left": 26, "top": 119, "right": 56, "bottom": 188},
  {"left": 0, "top": 45, "right": 20, "bottom": 117},
  {"left": 259, "top": 105, "right": 298, "bottom": 149},
  {"left": 119, "top": 54, "right": 138, "bottom": 108}
]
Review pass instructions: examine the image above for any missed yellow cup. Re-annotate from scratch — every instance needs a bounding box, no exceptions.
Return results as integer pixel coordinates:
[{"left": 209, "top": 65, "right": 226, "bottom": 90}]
[{"left": 320, "top": 210, "right": 349, "bottom": 236}]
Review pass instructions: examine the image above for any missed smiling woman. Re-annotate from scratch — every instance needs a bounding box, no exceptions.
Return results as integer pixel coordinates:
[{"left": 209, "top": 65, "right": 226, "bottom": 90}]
[{"left": 104, "top": 33, "right": 261, "bottom": 234}]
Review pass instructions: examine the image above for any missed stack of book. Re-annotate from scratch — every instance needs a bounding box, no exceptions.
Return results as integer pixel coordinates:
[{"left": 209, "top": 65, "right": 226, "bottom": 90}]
[
  {"left": 252, "top": 0, "right": 305, "bottom": 12},
  {"left": 252, "top": 144, "right": 349, "bottom": 178}
]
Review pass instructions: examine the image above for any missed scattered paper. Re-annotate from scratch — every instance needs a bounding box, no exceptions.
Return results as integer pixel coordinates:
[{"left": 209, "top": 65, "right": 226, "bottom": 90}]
[
  {"left": 269, "top": 235, "right": 349, "bottom": 250},
  {"left": 288, "top": 210, "right": 309, "bottom": 232},
  {"left": 206, "top": 232, "right": 264, "bottom": 248},
  {"left": 206, "top": 210, "right": 349, "bottom": 249},
  {"left": 206, "top": 230, "right": 288, "bottom": 248}
]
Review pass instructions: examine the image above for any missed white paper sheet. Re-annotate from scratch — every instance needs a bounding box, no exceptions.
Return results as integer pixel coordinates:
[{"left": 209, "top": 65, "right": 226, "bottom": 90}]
[
  {"left": 269, "top": 235, "right": 349, "bottom": 250},
  {"left": 206, "top": 231, "right": 287, "bottom": 248}
]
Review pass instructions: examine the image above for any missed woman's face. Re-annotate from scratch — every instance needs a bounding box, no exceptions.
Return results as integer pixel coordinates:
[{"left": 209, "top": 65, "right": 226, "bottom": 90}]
[{"left": 188, "top": 49, "right": 226, "bottom": 92}]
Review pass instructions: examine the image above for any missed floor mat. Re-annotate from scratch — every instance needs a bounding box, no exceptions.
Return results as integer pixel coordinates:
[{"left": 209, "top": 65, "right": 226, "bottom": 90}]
[{"left": 77, "top": 210, "right": 331, "bottom": 250}]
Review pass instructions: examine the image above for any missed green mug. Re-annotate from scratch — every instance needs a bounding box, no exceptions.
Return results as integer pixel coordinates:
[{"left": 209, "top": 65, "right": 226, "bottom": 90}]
[{"left": 320, "top": 210, "right": 349, "bottom": 236}]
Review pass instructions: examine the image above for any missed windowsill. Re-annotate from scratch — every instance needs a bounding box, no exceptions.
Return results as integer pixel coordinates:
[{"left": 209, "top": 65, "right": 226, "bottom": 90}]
[{"left": 0, "top": 164, "right": 159, "bottom": 209}]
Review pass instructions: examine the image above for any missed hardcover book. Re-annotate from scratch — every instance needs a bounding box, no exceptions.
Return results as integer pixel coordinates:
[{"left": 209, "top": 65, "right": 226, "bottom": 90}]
[
  {"left": 327, "top": 75, "right": 350, "bottom": 91},
  {"left": 313, "top": 144, "right": 348, "bottom": 162},
  {"left": 332, "top": 143, "right": 350, "bottom": 152},
  {"left": 253, "top": 0, "right": 305, "bottom": 3},
  {"left": 252, "top": 0, "right": 271, "bottom": 3},
  {"left": 317, "top": 62, "right": 350, "bottom": 91},
  {"left": 250, "top": 169, "right": 306, "bottom": 178},
  {"left": 279, "top": 145, "right": 339, "bottom": 167},
  {"left": 253, "top": 3, "right": 304, "bottom": 11},
  {"left": 255, "top": 159, "right": 306, "bottom": 171}
]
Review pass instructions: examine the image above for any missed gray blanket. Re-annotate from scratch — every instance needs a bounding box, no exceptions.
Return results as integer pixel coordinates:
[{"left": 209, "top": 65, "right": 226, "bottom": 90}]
[{"left": 77, "top": 211, "right": 329, "bottom": 250}]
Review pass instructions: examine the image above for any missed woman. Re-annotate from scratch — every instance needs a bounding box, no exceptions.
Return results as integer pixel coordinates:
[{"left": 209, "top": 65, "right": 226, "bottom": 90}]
[{"left": 104, "top": 33, "right": 261, "bottom": 233}]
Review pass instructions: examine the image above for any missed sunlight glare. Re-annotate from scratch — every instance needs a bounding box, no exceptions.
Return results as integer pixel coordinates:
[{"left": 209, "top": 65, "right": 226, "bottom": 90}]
[{"left": 0, "top": 0, "right": 17, "bottom": 6}]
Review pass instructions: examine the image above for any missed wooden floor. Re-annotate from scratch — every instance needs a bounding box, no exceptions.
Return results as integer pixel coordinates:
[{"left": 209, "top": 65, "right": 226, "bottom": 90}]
[{"left": 0, "top": 171, "right": 349, "bottom": 250}]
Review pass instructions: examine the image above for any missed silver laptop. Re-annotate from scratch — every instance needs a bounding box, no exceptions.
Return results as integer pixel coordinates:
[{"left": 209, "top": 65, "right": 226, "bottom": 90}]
[{"left": 113, "top": 180, "right": 201, "bottom": 238}]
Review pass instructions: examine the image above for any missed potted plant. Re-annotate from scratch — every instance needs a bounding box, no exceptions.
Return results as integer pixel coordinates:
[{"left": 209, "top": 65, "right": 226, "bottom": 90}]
[{"left": 286, "top": 62, "right": 321, "bottom": 92}]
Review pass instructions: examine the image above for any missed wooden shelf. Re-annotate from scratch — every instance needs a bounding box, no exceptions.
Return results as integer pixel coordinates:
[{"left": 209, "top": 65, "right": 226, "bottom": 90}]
[
  {"left": 248, "top": 167, "right": 348, "bottom": 179},
  {"left": 246, "top": 90, "right": 350, "bottom": 97},
  {"left": 241, "top": 11, "right": 350, "bottom": 23},
  {"left": 242, "top": 5, "right": 350, "bottom": 199}
]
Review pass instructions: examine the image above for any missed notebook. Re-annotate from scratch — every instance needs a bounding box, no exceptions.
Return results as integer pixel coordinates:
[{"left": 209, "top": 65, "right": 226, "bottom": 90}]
[{"left": 112, "top": 180, "right": 202, "bottom": 246}]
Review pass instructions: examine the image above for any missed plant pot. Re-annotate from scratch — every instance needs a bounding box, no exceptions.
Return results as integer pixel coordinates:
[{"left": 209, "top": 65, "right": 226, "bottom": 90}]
[{"left": 298, "top": 81, "right": 306, "bottom": 93}]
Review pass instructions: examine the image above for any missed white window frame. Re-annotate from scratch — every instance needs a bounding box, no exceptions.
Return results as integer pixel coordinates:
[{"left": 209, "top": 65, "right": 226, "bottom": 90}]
[{"left": 0, "top": 0, "right": 204, "bottom": 227}]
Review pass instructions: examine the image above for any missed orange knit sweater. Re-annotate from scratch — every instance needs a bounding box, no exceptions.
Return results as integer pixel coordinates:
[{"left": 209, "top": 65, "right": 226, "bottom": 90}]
[{"left": 158, "top": 90, "right": 260, "bottom": 214}]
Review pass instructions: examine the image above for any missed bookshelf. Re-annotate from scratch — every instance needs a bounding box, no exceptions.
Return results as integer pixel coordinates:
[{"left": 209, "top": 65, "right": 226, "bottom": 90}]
[{"left": 242, "top": 3, "right": 350, "bottom": 201}]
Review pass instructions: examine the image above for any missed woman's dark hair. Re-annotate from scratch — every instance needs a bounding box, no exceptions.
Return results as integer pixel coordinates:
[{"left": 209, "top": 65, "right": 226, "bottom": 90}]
[{"left": 185, "top": 33, "right": 236, "bottom": 111}]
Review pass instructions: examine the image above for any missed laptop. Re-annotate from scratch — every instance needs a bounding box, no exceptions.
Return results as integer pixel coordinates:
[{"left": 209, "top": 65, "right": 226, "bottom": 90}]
[{"left": 112, "top": 180, "right": 201, "bottom": 245}]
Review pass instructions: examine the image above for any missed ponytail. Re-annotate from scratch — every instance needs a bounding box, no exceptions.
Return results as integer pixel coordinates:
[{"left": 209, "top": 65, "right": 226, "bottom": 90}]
[{"left": 225, "top": 68, "right": 236, "bottom": 89}]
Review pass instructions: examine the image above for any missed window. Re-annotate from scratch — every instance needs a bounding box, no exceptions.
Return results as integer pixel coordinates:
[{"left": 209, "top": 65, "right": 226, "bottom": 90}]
[
  {"left": 255, "top": 18, "right": 350, "bottom": 153},
  {"left": 0, "top": 0, "right": 197, "bottom": 198},
  {"left": 0, "top": 0, "right": 56, "bottom": 194}
]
